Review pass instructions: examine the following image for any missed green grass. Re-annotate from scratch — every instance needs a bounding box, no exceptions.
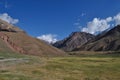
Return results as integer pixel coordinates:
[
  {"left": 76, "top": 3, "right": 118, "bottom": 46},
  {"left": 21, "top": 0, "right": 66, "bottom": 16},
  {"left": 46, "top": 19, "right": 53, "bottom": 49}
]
[{"left": 0, "top": 52, "right": 120, "bottom": 80}]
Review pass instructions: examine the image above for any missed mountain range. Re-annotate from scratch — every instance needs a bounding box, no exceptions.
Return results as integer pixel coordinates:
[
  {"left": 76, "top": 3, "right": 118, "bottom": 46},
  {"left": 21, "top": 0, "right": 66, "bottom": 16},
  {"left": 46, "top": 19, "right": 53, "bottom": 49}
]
[
  {"left": 0, "top": 18, "right": 120, "bottom": 57},
  {"left": 74, "top": 25, "right": 120, "bottom": 51},
  {"left": 53, "top": 25, "right": 120, "bottom": 52}
]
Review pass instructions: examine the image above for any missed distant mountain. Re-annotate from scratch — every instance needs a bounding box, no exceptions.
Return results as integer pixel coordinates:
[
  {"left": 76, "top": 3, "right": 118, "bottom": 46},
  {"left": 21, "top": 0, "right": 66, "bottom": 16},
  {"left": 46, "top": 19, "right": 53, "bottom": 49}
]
[
  {"left": 53, "top": 32, "right": 95, "bottom": 51},
  {"left": 74, "top": 25, "right": 120, "bottom": 51},
  {"left": 0, "top": 19, "right": 65, "bottom": 56}
]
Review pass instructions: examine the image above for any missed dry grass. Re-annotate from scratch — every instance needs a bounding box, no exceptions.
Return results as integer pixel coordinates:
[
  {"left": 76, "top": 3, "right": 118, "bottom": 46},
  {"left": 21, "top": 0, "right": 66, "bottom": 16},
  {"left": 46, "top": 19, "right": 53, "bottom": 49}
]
[{"left": 0, "top": 52, "right": 120, "bottom": 80}]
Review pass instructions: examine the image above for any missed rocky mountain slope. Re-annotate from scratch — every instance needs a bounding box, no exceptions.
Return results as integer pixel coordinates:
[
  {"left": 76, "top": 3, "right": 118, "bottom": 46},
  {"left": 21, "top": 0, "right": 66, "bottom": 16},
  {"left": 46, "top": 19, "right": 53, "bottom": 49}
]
[
  {"left": 74, "top": 25, "right": 120, "bottom": 51},
  {"left": 0, "top": 19, "right": 65, "bottom": 56},
  {"left": 53, "top": 32, "right": 95, "bottom": 51}
]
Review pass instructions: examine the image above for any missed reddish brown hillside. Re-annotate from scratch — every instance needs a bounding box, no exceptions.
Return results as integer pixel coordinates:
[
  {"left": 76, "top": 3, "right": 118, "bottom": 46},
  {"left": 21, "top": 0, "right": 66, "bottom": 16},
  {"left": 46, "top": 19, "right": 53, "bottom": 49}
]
[{"left": 0, "top": 19, "right": 65, "bottom": 56}]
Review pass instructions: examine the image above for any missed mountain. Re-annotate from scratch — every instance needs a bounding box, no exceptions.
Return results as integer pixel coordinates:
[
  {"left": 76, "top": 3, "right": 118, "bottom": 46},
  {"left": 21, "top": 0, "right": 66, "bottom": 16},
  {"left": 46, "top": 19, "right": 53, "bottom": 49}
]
[
  {"left": 53, "top": 32, "right": 95, "bottom": 51},
  {"left": 0, "top": 19, "right": 65, "bottom": 56},
  {"left": 74, "top": 25, "right": 120, "bottom": 51}
]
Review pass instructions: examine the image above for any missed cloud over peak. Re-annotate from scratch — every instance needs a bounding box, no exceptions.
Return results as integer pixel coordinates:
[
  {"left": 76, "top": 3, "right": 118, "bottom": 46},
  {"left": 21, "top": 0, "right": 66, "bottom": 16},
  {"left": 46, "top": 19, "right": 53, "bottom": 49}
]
[
  {"left": 37, "top": 34, "right": 58, "bottom": 44},
  {"left": 114, "top": 13, "right": 120, "bottom": 25},
  {"left": 0, "top": 13, "right": 19, "bottom": 24},
  {"left": 80, "top": 13, "right": 120, "bottom": 35},
  {"left": 82, "top": 17, "right": 112, "bottom": 34}
]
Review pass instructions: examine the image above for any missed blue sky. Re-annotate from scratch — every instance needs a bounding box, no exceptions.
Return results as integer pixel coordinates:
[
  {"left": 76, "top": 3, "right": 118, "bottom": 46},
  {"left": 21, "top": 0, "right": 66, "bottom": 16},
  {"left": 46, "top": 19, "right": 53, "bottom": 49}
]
[{"left": 0, "top": 0, "right": 120, "bottom": 42}]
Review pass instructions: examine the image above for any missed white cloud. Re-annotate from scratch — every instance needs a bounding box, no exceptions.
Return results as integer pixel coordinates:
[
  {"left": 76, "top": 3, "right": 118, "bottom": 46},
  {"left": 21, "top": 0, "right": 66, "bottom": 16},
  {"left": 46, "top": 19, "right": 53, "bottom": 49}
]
[
  {"left": 80, "top": 13, "right": 120, "bottom": 35},
  {"left": 106, "top": 17, "right": 112, "bottom": 22},
  {"left": 37, "top": 34, "right": 58, "bottom": 44},
  {"left": 0, "top": 13, "right": 19, "bottom": 24},
  {"left": 114, "top": 13, "right": 120, "bottom": 25},
  {"left": 82, "top": 17, "right": 112, "bottom": 34}
]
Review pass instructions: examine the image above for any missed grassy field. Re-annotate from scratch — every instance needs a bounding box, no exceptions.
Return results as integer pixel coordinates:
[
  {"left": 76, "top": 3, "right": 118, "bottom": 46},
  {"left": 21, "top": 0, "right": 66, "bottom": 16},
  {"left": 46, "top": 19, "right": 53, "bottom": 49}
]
[{"left": 0, "top": 52, "right": 120, "bottom": 80}]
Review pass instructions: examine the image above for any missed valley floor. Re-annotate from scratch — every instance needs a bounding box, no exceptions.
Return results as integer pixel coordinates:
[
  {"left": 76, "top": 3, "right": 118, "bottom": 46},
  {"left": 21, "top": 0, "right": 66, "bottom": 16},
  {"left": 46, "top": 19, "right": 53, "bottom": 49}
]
[{"left": 0, "top": 52, "right": 120, "bottom": 80}]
